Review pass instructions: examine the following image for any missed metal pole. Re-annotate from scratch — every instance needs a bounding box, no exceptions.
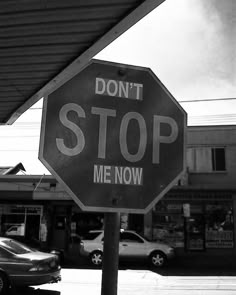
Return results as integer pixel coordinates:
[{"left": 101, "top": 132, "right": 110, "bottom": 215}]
[{"left": 101, "top": 212, "right": 120, "bottom": 295}]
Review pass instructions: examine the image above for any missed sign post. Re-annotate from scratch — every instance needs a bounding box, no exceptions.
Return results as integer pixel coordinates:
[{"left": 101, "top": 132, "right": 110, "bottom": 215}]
[
  {"left": 101, "top": 213, "right": 120, "bottom": 295},
  {"left": 39, "top": 59, "right": 187, "bottom": 295}
]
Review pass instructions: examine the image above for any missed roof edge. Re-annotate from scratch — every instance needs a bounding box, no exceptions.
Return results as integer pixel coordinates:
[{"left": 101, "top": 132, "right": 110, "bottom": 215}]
[{"left": 5, "top": 0, "right": 166, "bottom": 125}]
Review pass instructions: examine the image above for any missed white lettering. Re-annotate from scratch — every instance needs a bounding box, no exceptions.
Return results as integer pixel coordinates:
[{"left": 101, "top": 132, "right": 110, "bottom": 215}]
[
  {"left": 95, "top": 77, "right": 143, "bottom": 100},
  {"left": 123, "top": 167, "right": 132, "bottom": 184},
  {"left": 133, "top": 83, "right": 143, "bottom": 100},
  {"left": 107, "top": 80, "right": 118, "bottom": 96},
  {"left": 56, "top": 102, "right": 179, "bottom": 167},
  {"left": 91, "top": 107, "right": 116, "bottom": 159},
  {"left": 120, "top": 112, "right": 147, "bottom": 162},
  {"left": 56, "top": 103, "right": 85, "bottom": 156},
  {"left": 94, "top": 165, "right": 143, "bottom": 185},
  {"left": 115, "top": 166, "right": 123, "bottom": 184},
  {"left": 131, "top": 167, "right": 143, "bottom": 185},
  {"left": 104, "top": 165, "right": 111, "bottom": 183},
  {"left": 119, "top": 81, "right": 129, "bottom": 98},
  {"left": 93, "top": 165, "right": 103, "bottom": 183},
  {"left": 95, "top": 78, "right": 106, "bottom": 95},
  {"left": 153, "top": 116, "right": 178, "bottom": 164}
]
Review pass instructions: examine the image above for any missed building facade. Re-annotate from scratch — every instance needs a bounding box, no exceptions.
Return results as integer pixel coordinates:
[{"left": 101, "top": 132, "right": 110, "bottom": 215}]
[
  {"left": 143, "top": 125, "right": 236, "bottom": 265},
  {"left": 0, "top": 125, "right": 236, "bottom": 265}
]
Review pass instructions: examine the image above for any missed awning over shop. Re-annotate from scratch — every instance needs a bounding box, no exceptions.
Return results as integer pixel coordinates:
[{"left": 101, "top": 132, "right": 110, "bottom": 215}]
[{"left": 0, "top": 0, "right": 165, "bottom": 125}]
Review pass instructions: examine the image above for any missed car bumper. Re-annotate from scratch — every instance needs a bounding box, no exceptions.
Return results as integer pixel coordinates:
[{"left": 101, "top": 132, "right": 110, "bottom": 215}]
[
  {"left": 10, "top": 269, "right": 61, "bottom": 287},
  {"left": 79, "top": 247, "right": 90, "bottom": 257},
  {"left": 166, "top": 249, "right": 175, "bottom": 259}
]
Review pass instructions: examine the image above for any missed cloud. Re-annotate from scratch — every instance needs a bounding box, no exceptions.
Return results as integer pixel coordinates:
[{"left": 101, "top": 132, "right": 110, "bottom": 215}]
[
  {"left": 97, "top": 0, "right": 236, "bottom": 100},
  {"left": 198, "top": 0, "right": 235, "bottom": 82}
]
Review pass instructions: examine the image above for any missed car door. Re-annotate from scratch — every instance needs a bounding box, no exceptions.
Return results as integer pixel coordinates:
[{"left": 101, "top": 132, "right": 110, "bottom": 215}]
[
  {"left": 119, "top": 232, "right": 146, "bottom": 259},
  {"left": 0, "top": 246, "right": 25, "bottom": 275}
]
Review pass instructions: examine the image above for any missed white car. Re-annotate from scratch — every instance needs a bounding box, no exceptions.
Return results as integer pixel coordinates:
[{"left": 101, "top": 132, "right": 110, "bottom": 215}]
[
  {"left": 79, "top": 229, "right": 175, "bottom": 267},
  {"left": 5, "top": 224, "right": 25, "bottom": 236}
]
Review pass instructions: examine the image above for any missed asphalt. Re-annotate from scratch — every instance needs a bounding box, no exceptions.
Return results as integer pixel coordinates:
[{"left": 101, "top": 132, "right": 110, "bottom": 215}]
[{"left": 63, "top": 254, "right": 236, "bottom": 277}]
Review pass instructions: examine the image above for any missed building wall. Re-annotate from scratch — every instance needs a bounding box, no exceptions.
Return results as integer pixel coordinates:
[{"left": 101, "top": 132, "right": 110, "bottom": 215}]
[
  {"left": 142, "top": 125, "right": 236, "bottom": 265},
  {"left": 0, "top": 125, "right": 236, "bottom": 265},
  {"left": 186, "top": 125, "right": 236, "bottom": 186}
]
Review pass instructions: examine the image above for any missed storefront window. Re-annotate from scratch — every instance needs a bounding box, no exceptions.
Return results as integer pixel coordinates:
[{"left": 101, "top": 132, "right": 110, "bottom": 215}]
[
  {"left": 152, "top": 201, "right": 184, "bottom": 247},
  {"left": 0, "top": 205, "right": 42, "bottom": 242},
  {"left": 205, "top": 203, "right": 234, "bottom": 248},
  {"left": 153, "top": 199, "right": 234, "bottom": 250}
]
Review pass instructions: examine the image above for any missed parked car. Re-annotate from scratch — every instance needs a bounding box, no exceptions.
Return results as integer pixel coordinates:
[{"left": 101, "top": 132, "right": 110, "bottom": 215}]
[
  {"left": 79, "top": 229, "right": 175, "bottom": 268},
  {"left": 0, "top": 237, "right": 61, "bottom": 294},
  {"left": 5, "top": 224, "right": 25, "bottom": 237},
  {"left": 3, "top": 235, "right": 65, "bottom": 265}
]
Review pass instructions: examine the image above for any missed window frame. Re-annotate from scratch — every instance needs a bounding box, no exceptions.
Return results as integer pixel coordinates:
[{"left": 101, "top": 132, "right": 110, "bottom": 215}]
[
  {"left": 211, "top": 147, "right": 226, "bottom": 172},
  {"left": 187, "top": 146, "right": 227, "bottom": 173}
]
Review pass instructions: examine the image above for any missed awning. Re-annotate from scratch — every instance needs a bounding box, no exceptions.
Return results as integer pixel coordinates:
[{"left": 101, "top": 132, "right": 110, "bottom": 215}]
[{"left": 0, "top": 0, "right": 165, "bottom": 125}]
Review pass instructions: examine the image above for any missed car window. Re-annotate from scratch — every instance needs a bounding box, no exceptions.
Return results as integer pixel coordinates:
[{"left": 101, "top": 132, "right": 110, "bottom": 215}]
[
  {"left": 120, "top": 232, "right": 144, "bottom": 243},
  {"left": 81, "top": 232, "right": 102, "bottom": 240},
  {"left": 0, "top": 239, "right": 32, "bottom": 254},
  {"left": 0, "top": 246, "right": 11, "bottom": 257}
]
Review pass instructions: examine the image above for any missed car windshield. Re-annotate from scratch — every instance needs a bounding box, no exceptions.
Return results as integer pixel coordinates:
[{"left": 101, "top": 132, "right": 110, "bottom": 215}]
[
  {"left": 130, "top": 231, "right": 151, "bottom": 242},
  {"left": 0, "top": 239, "right": 32, "bottom": 254},
  {"left": 81, "top": 232, "right": 102, "bottom": 240}
]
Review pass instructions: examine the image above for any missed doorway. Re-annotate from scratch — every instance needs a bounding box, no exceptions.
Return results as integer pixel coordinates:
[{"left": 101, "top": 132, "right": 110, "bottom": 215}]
[{"left": 185, "top": 214, "right": 205, "bottom": 251}]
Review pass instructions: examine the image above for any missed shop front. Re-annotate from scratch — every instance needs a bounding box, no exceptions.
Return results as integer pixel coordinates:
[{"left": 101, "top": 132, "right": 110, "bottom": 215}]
[
  {"left": 1, "top": 188, "right": 235, "bottom": 267},
  {"left": 148, "top": 190, "right": 235, "bottom": 264},
  {"left": 0, "top": 204, "right": 43, "bottom": 244}
]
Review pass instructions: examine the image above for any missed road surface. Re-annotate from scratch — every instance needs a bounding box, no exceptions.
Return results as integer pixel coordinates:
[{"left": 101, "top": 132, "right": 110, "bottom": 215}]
[{"left": 13, "top": 268, "right": 236, "bottom": 295}]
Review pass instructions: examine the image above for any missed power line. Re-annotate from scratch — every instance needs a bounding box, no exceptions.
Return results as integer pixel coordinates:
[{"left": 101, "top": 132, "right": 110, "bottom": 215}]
[
  {"left": 27, "top": 97, "right": 236, "bottom": 110},
  {"left": 0, "top": 150, "right": 38, "bottom": 152},
  {"left": 179, "top": 98, "right": 236, "bottom": 103},
  {"left": 0, "top": 135, "right": 39, "bottom": 138}
]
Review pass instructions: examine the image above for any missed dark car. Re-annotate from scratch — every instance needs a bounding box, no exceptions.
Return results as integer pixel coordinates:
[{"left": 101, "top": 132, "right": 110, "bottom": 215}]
[
  {"left": 0, "top": 237, "right": 61, "bottom": 294},
  {"left": 4, "top": 235, "right": 65, "bottom": 265}
]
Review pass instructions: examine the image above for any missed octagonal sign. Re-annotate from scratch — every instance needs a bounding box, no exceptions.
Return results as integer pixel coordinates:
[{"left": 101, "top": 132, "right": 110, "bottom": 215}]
[{"left": 39, "top": 59, "right": 187, "bottom": 213}]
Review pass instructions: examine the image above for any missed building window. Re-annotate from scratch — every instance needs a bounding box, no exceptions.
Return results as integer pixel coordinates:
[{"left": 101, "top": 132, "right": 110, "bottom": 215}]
[
  {"left": 212, "top": 148, "right": 226, "bottom": 171},
  {"left": 187, "top": 147, "right": 226, "bottom": 172},
  {"left": 205, "top": 203, "right": 233, "bottom": 248},
  {"left": 152, "top": 201, "right": 184, "bottom": 248}
]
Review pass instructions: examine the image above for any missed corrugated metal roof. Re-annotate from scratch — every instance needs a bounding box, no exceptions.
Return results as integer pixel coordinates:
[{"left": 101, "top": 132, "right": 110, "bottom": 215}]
[{"left": 0, "top": 0, "right": 165, "bottom": 125}]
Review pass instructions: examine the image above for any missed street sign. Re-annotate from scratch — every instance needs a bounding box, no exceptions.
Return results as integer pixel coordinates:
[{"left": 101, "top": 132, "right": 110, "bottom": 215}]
[{"left": 39, "top": 59, "right": 187, "bottom": 213}]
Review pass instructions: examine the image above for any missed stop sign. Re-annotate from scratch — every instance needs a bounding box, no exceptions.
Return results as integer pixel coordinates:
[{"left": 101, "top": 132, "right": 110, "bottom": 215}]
[{"left": 39, "top": 59, "right": 187, "bottom": 213}]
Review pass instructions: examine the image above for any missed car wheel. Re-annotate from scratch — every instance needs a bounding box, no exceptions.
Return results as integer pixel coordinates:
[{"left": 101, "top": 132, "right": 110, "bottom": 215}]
[
  {"left": 149, "top": 251, "right": 166, "bottom": 268},
  {"left": 90, "top": 251, "right": 103, "bottom": 266},
  {"left": 0, "top": 272, "right": 9, "bottom": 294}
]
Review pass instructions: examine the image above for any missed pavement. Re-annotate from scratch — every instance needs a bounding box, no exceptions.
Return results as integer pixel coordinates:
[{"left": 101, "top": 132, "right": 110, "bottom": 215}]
[
  {"left": 27, "top": 267, "right": 236, "bottom": 295},
  {"left": 14, "top": 253, "right": 236, "bottom": 294}
]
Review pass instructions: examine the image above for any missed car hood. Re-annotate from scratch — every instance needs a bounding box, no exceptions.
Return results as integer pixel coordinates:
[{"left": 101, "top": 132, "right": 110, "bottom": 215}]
[
  {"left": 147, "top": 241, "right": 173, "bottom": 249},
  {"left": 17, "top": 251, "right": 56, "bottom": 261}
]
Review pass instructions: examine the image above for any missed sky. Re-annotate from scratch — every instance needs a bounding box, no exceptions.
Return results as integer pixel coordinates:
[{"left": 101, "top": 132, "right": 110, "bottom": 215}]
[{"left": 0, "top": 0, "right": 235, "bottom": 175}]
